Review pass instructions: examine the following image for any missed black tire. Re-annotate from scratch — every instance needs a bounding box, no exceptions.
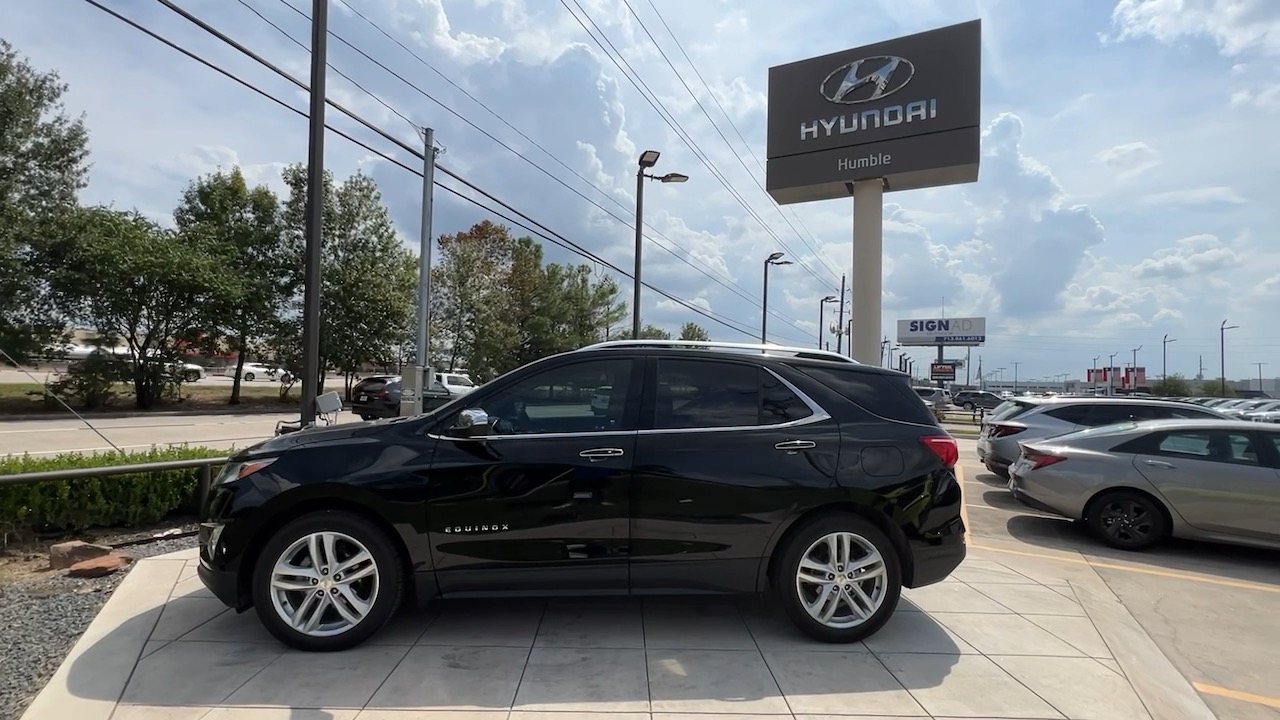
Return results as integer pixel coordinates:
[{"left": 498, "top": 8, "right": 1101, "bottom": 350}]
[
  {"left": 184, "top": 370, "right": 201, "bottom": 383},
  {"left": 986, "top": 462, "right": 1011, "bottom": 480},
  {"left": 243, "top": 372, "right": 256, "bottom": 382},
  {"left": 1085, "top": 490, "right": 1167, "bottom": 551},
  {"left": 251, "top": 510, "right": 404, "bottom": 651},
  {"left": 773, "top": 513, "right": 902, "bottom": 643},
  {"left": 962, "top": 402, "right": 975, "bottom": 411}
]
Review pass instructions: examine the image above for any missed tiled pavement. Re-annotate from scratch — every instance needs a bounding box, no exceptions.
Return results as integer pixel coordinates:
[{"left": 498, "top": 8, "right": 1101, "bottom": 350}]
[{"left": 22, "top": 547, "right": 1215, "bottom": 720}]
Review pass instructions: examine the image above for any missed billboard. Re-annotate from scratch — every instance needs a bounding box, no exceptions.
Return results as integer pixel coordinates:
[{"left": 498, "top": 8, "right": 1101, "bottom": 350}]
[
  {"left": 766, "top": 20, "right": 982, "bottom": 204},
  {"left": 1087, "top": 367, "right": 1147, "bottom": 387},
  {"left": 930, "top": 363, "right": 956, "bottom": 381},
  {"left": 897, "top": 317, "right": 986, "bottom": 346}
]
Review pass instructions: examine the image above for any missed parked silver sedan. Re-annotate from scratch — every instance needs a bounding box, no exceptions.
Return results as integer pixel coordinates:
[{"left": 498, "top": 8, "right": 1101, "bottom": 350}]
[{"left": 1008, "top": 419, "right": 1280, "bottom": 551}]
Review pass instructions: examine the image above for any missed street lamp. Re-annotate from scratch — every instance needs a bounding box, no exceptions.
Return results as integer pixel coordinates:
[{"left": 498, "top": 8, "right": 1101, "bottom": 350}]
[
  {"left": 1161, "top": 334, "right": 1177, "bottom": 380},
  {"left": 1131, "top": 345, "right": 1142, "bottom": 391},
  {"left": 818, "top": 295, "right": 837, "bottom": 349},
  {"left": 631, "top": 150, "right": 688, "bottom": 339},
  {"left": 761, "top": 252, "right": 792, "bottom": 343},
  {"left": 1108, "top": 351, "right": 1118, "bottom": 396},
  {"left": 1220, "top": 319, "right": 1239, "bottom": 396}
]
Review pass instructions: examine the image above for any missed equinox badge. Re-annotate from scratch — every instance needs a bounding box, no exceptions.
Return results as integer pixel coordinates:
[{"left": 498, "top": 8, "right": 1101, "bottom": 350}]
[{"left": 443, "top": 524, "right": 510, "bottom": 534}]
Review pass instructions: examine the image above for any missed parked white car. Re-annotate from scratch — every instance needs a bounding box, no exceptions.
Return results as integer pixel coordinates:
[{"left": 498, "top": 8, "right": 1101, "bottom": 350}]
[
  {"left": 235, "top": 362, "right": 277, "bottom": 382},
  {"left": 435, "top": 371, "right": 476, "bottom": 395}
]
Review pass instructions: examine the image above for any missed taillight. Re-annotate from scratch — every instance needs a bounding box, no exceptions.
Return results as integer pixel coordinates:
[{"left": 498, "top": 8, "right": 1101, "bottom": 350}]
[
  {"left": 988, "top": 423, "right": 1025, "bottom": 438},
  {"left": 920, "top": 435, "right": 958, "bottom": 467},
  {"left": 378, "top": 390, "right": 390, "bottom": 398},
  {"left": 1025, "top": 450, "right": 1066, "bottom": 470}
]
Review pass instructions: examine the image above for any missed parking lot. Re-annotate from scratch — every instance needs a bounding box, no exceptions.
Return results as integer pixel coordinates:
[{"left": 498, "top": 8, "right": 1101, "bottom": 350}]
[{"left": 958, "top": 439, "right": 1280, "bottom": 719}]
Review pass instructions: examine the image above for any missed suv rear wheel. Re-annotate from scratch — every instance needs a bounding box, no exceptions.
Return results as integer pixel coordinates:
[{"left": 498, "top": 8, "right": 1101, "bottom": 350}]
[
  {"left": 775, "top": 513, "right": 901, "bottom": 643},
  {"left": 251, "top": 510, "right": 404, "bottom": 651}
]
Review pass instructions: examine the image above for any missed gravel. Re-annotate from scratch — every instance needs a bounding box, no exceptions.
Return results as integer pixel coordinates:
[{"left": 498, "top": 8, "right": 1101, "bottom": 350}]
[{"left": 0, "top": 530, "right": 199, "bottom": 720}]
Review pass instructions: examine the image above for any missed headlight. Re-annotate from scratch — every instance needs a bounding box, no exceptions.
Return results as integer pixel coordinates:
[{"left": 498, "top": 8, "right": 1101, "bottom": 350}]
[{"left": 217, "top": 457, "right": 278, "bottom": 484}]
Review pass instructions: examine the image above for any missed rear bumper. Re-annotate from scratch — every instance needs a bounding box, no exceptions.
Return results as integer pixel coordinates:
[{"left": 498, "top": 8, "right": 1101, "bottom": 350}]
[{"left": 907, "top": 534, "right": 966, "bottom": 588}]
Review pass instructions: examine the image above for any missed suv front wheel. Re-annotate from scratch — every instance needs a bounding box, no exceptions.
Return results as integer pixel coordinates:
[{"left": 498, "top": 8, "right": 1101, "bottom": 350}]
[
  {"left": 775, "top": 513, "right": 901, "bottom": 643},
  {"left": 251, "top": 510, "right": 404, "bottom": 651}
]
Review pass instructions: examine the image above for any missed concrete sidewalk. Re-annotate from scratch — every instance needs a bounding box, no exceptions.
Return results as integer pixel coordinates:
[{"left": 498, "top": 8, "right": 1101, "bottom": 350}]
[{"left": 22, "top": 545, "right": 1215, "bottom": 720}]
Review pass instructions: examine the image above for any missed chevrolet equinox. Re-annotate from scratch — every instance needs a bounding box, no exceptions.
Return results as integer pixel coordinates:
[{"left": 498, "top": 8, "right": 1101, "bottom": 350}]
[{"left": 198, "top": 340, "right": 965, "bottom": 651}]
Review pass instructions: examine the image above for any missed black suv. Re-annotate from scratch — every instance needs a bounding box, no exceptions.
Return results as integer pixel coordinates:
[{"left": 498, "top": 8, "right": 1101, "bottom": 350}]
[
  {"left": 198, "top": 341, "right": 965, "bottom": 651},
  {"left": 952, "top": 390, "right": 1003, "bottom": 411}
]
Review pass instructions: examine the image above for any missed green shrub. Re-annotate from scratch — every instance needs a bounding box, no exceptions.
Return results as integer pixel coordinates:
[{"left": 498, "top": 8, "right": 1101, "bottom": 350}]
[{"left": 0, "top": 446, "right": 228, "bottom": 541}]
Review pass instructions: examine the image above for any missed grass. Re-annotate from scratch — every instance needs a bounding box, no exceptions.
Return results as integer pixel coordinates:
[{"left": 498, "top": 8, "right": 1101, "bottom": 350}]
[{"left": 0, "top": 381, "right": 295, "bottom": 415}]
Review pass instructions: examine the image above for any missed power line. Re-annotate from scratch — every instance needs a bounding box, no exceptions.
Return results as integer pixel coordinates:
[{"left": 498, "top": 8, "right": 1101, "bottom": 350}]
[
  {"left": 640, "top": 0, "right": 834, "bottom": 279},
  {"left": 560, "top": 0, "right": 840, "bottom": 291},
  {"left": 249, "top": 0, "right": 814, "bottom": 336},
  {"left": 83, "top": 0, "right": 803, "bottom": 342},
  {"left": 619, "top": 0, "right": 839, "bottom": 279}
]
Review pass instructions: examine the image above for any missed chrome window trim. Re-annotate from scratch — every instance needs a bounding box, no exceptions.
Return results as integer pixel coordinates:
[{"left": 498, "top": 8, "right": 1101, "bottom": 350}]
[{"left": 426, "top": 365, "right": 832, "bottom": 440}]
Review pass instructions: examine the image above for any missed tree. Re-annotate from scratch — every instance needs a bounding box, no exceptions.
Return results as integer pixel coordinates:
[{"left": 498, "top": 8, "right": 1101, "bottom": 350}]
[
  {"left": 638, "top": 325, "right": 672, "bottom": 340},
  {"left": 280, "top": 165, "right": 416, "bottom": 399},
  {"left": 0, "top": 40, "right": 90, "bottom": 364},
  {"left": 46, "top": 207, "right": 221, "bottom": 408},
  {"left": 1198, "top": 378, "right": 1235, "bottom": 398},
  {"left": 1149, "top": 373, "right": 1191, "bottom": 397},
  {"left": 173, "top": 167, "right": 287, "bottom": 404},
  {"left": 678, "top": 322, "right": 709, "bottom": 342}
]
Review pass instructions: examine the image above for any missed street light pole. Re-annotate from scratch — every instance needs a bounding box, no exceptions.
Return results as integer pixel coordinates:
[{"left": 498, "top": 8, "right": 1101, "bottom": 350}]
[
  {"left": 1011, "top": 361, "right": 1022, "bottom": 394},
  {"left": 818, "top": 295, "right": 836, "bottom": 349},
  {"left": 1220, "top": 319, "right": 1239, "bottom": 396},
  {"left": 1108, "top": 351, "right": 1119, "bottom": 396},
  {"left": 631, "top": 150, "right": 688, "bottom": 339},
  {"left": 1253, "top": 362, "right": 1267, "bottom": 392},
  {"left": 1131, "top": 345, "right": 1142, "bottom": 391},
  {"left": 761, "top": 252, "right": 792, "bottom": 343},
  {"left": 1091, "top": 356, "right": 1099, "bottom": 389},
  {"left": 1162, "top": 334, "right": 1176, "bottom": 381}
]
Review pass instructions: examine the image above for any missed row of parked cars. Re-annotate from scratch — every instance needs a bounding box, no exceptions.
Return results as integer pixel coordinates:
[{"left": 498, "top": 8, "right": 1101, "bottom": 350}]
[{"left": 977, "top": 395, "right": 1279, "bottom": 552}]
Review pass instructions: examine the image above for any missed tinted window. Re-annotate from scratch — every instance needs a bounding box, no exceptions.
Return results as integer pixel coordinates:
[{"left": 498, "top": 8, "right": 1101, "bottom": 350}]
[
  {"left": 992, "top": 400, "right": 1036, "bottom": 420},
  {"left": 468, "top": 358, "right": 632, "bottom": 435},
  {"left": 762, "top": 373, "right": 814, "bottom": 424},
  {"left": 1157, "top": 431, "right": 1259, "bottom": 465},
  {"left": 798, "top": 366, "right": 938, "bottom": 425},
  {"left": 1165, "top": 405, "right": 1226, "bottom": 420},
  {"left": 1081, "top": 404, "right": 1147, "bottom": 427},
  {"left": 1045, "top": 404, "right": 1092, "bottom": 425},
  {"left": 655, "top": 359, "right": 758, "bottom": 429}
]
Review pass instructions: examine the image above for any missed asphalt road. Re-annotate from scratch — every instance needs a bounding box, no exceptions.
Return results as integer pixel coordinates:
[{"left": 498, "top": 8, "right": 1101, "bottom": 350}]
[{"left": 959, "top": 442, "right": 1280, "bottom": 719}]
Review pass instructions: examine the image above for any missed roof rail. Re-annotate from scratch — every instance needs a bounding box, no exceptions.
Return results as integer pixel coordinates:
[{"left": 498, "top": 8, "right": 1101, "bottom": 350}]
[{"left": 578, "top": 339, "right": 860, "bottom": 364}]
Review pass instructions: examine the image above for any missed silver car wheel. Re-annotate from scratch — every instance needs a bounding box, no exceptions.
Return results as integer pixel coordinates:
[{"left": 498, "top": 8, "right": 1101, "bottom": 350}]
[
  {"left": 269, "top": 531, "right": 379, "bottom": 637},
  {"left": 795, "top": 531, "right": 887, "bottom": 629}
]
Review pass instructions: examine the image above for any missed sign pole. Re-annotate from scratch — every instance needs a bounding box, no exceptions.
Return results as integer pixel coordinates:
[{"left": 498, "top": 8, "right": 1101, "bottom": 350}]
[{"left": 850, "top": 180, "right": 882, "bottom": 365}]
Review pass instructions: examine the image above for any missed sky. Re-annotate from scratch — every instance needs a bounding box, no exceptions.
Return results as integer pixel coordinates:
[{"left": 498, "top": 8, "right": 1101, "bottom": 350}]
[{"left": 4, "top": 0, "right": 1279, "bottom": 384}]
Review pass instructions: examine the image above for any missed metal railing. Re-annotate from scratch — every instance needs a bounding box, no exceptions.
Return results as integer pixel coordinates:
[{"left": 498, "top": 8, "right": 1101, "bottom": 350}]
[{"left": 0, "top": 457, "right": 229, "bottom": 488}]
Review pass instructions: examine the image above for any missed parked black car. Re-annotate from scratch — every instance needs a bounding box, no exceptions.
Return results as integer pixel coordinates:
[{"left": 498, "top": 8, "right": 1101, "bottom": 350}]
[
  {"left": 350, "top": 375, "right": 403, "bottom": 420},
  {"left": 198, "top": 340, "right": 965, "bottom": 651}
]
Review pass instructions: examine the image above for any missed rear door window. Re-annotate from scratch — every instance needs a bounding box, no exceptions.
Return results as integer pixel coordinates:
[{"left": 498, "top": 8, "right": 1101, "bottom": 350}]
[
  {"left": 798, "top": 366, "right": 938, "bottom": 425},
  {"left": 1044, "top": 404, "right": 1092, "bottom": 425}
]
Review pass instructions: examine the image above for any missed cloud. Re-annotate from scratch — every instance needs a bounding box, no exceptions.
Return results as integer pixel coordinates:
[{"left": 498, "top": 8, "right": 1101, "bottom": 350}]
[
  {"left": 1139, "top": 186, "right": 1247, "bottom": 205},
  {"left": 1133, "top": 233, "right": 1243, "bottom": 279},
  {"left": 1105, "top": 0, "right": 1280, "bottom": 56},
  {"left": 1094, "top": 141, "right": 1162, "bottom": 179}
]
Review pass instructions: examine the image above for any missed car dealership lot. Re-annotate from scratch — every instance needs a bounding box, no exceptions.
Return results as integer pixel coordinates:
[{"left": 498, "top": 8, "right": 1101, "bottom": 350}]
[{"left": 958, "top": 439, "right": 1280, "bottom": 720}]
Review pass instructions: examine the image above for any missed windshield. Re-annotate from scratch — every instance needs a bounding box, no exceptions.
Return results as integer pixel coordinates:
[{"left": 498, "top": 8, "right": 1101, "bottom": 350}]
[
  {"left": 447, "top": 375, "right": 475, "bottom": 387},
  {"left": 990, "top": 399, "right": 1036, "bottom": 421}
]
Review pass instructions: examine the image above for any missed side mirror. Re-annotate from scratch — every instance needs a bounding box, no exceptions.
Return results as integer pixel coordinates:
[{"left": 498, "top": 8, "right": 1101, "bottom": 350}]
[{"left": 451, "top": 408, "right": 491, "bottom": 437}]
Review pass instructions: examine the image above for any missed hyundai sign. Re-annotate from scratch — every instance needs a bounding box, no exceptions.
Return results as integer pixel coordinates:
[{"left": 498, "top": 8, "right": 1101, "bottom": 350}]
[
  {"left": 766, "top": 20, "right": 981, "bottom": 205},
  {"left": 897, "top": 317, "right": 986, "bottom": 346}
]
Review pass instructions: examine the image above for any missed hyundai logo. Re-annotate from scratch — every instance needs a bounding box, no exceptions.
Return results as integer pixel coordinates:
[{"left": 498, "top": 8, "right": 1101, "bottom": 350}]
[{"left": 820, "top": 56, "right": 915, "bottom": 104}]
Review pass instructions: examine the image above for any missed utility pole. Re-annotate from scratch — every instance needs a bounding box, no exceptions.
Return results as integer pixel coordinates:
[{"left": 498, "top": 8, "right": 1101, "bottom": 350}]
[
  {"left": 965, "top": 346, "right": 971, "bottom": 386},
  {"left": 406, "top": 127, "right": 438, "bottom": 416},
  {"left": 1254, "top": 362, "right": 1267, "bottom": 392},
  {"left": 1012, "top": 361, "right": 1022, "bottom": 394},
  {"left": 1162, "top": 334, "right": 1176, "bottom": 381},
  {"left": 835, "top": 274, "right": 847, "bottom": 354},
  {"left": 299, "top": 0, "right": 329, "bottom": 426}
]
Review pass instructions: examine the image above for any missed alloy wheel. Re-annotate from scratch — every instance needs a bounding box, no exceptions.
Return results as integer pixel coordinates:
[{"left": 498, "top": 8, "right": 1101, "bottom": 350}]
[
  {"left": 794, "top": 531, "right": 887, "bottom": 629},
  {"left": 268, "top": 531, "right": 380, "bottom": 637}
]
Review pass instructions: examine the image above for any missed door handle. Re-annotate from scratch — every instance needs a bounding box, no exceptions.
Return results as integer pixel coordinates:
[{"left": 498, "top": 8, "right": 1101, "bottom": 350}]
[
  {"left": 579, "top": 447, "right": 624, "bottom": 462},
  {"left": 775, "top": 440, "right": 816, "bottom": 454},
  {"left": 1143, "top": 459, "right": 1175, "bottom": 469}
]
